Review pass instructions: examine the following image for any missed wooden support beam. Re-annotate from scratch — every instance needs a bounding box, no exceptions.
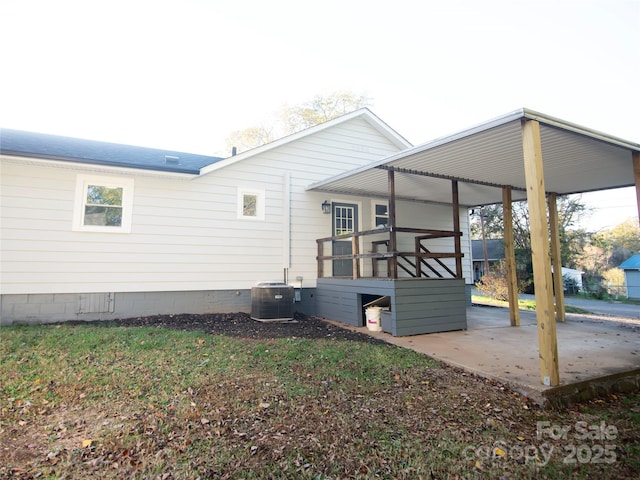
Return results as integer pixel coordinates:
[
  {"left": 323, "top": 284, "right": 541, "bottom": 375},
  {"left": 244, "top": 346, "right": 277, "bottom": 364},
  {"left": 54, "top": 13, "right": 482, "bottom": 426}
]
[
  {"left": 415, "top": 237, "right": 423, "bottom": 278},
  {"left": 548, "top": 193, "right": 565, "bottom": 322},
  {"left": 502, "top": 187, "right": 520, "bottom": 326},
  {"left": 388, "top": 169, "right": 398, "bottom": 278},
  {"left": 352, "top": 235, "right": 360, "bottom": 280},
  {"left": 317, "top": 241, "right": 324, "bottom": 278},
  {"left": 634, "top": 151, "right": 640, "bottom": 221},
  {"left": 451, "top": 180, "right": 463, "bottom": 278},
  {"left": 521, "top": 119, "right": 559, "bottom": 387}
]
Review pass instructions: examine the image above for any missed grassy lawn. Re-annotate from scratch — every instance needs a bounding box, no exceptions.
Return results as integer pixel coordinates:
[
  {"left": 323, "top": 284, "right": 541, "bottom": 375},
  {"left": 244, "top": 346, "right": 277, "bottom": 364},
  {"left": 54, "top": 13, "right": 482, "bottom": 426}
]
[
  {"left": 472, "top": 294, "right": 591, "bottom": 314},
  {"left": 1, "top": 323, "right": 639, "bottom": 479}
]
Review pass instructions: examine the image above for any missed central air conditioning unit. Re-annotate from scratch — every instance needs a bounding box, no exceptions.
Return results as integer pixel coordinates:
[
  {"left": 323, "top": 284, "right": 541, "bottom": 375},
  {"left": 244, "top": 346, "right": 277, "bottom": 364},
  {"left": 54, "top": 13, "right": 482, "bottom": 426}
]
[{"left": 251, "top": 282, "right": 294, "bottom": 322}]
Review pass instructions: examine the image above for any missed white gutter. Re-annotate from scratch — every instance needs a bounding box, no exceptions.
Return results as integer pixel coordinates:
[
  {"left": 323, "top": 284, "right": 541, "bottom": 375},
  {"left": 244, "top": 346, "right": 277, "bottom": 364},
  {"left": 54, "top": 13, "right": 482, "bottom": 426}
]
[
  {"left": 306, "top": 108, "right": 527, "bottom": 192},
  {"left": 306, "top": 108, "right": 640, "bottom": 193},
  {"left": 0, "top": 155, "right": 199, "bottom": 179},
  {"left": 522, "top": 108, "right": 640, "bottom": 151}
]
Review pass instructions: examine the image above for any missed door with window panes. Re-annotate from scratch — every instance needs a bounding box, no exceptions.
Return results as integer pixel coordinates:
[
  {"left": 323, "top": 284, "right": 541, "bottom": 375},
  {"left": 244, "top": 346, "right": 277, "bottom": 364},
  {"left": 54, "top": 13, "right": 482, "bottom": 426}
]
[{"left": 332, "top": 202, "right": 358, "bottom": 277}]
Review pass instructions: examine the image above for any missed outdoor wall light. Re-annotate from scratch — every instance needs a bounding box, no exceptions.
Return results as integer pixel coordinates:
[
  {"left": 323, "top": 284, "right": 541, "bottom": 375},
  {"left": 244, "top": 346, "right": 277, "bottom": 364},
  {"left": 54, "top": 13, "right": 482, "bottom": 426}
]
[{"left": 321, "top": 200, "right": 331, "bottom": 214}]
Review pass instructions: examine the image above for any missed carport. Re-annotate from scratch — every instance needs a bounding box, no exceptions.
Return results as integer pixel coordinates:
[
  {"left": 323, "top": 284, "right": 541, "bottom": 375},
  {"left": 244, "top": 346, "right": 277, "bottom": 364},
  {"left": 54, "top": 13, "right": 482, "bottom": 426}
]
[{"left": 308, "top": 108, "right": 640, "bottom": 387}]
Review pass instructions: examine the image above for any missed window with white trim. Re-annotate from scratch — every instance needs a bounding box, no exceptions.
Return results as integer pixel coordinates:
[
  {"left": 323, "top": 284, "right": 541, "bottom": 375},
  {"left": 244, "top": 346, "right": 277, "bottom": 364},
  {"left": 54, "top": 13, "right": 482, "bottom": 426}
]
[
  {"left": 374, "top": 202, "right": 389, "bottom": 227},
  {"left": 237, "top": 188, "right": 265, "bottom": 220},
  {"left": 73, "top": 175, "right": 134, "bottom": 233}
]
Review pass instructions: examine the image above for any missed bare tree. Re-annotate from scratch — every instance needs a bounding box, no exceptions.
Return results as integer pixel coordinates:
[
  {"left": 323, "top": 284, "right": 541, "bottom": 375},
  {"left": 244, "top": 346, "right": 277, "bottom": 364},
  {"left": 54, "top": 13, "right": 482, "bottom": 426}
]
[
  {"left": 225, "top": 125, "right": 276, "bottom": 154},
  {"left": 469, "top": 196, "right": 591, "bottom": 289},
  {"left": 279, "top": 91, "right": 372, "bottom": 134},
  {"left": 225, "top": 91, "right": 372, "bottom": 154}
]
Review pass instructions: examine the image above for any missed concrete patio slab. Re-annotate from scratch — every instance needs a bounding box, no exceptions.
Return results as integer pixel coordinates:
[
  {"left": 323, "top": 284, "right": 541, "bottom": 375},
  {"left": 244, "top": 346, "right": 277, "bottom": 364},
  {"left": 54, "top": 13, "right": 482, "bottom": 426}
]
[{"left": 330, "top": 305, "right": 640, "bottom": 408}]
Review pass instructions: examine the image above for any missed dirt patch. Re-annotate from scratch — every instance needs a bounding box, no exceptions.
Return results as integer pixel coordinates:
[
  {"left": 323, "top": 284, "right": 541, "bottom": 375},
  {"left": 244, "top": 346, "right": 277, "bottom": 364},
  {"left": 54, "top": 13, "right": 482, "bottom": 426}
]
[
  {"left": 1, "top": 407, "right": 111, "bottom": 475},
  {"left": 106, "top": 311, "right": 385, "bottom": 343}
]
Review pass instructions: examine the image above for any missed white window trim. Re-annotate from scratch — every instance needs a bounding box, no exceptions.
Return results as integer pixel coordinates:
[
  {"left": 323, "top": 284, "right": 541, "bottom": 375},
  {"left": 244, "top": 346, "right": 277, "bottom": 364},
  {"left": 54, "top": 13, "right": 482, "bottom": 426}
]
[
  {"left": 72, "top": 174, "right": 134, "bottom": 233},
  {"left": 237, "top": 187, "right": 265, "bottom": 220},
  {"left": 372, "top": 199, "right": 389, "bottom": 228}
]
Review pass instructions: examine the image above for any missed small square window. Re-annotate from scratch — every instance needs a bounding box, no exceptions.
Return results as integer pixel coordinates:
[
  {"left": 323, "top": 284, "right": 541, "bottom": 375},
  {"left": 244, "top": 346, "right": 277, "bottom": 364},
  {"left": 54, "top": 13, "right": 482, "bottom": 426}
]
[
  {"left": 73, "top": 175, "right": 134, "bottom": 233},
  {"left": 237, "top": 188, "right": 265, "bottom": 220}
]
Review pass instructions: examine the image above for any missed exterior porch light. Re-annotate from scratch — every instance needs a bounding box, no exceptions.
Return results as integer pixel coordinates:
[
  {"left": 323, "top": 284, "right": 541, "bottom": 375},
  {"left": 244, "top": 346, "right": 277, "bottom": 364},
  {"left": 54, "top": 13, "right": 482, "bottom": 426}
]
[{"left": 321, "top": 200, "right": 331, "bottom": 214}]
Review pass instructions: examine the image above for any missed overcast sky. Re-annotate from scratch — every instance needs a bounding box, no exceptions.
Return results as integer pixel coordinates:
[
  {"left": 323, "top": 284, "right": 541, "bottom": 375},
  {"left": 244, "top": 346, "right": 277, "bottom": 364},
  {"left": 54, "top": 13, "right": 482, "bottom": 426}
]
[{"left": 1, "top": 0, "right": 638, "bottom": 229}]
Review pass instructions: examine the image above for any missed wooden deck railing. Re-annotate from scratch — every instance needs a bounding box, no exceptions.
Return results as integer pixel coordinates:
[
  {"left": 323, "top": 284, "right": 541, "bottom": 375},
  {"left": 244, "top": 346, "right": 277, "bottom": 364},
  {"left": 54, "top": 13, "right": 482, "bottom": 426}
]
[{"left": 316, "top": 227, "right": 463, "bottom": 280}]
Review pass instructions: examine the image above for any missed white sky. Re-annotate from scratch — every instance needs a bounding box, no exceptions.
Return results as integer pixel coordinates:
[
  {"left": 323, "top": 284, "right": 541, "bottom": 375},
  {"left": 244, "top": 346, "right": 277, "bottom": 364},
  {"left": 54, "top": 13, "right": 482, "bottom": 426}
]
[{"left": 1, "top": 0, "right": 638, "bottom": 229}]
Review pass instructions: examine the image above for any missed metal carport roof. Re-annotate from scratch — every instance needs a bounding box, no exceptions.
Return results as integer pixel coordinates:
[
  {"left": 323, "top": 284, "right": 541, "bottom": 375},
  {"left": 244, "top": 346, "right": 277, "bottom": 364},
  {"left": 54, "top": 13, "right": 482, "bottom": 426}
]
[
  {"left": 306, "top": 108, "right": 640, "bottom": 207},
  {"left": 307, "top": 108, "right": 639, "bottom": 387}
]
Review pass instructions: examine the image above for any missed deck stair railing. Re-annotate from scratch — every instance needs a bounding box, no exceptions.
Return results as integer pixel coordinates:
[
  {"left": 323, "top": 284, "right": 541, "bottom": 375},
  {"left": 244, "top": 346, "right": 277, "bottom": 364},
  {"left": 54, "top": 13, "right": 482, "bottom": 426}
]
[{"left": 316, "top": 227, "right": 463, "bottom": 280}]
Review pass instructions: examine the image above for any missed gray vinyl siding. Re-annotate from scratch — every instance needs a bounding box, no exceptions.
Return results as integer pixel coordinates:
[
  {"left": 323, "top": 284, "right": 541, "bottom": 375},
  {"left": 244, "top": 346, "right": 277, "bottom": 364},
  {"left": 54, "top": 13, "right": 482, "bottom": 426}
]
[
  {"left": 315, "top": 278, "right": 467, "bottom": 336},
  {"left": 0, "top": 117, "right": 407, "bottom": 296},
  {"left": 626, "top": 270, "right": 640, "bottom": 300}
]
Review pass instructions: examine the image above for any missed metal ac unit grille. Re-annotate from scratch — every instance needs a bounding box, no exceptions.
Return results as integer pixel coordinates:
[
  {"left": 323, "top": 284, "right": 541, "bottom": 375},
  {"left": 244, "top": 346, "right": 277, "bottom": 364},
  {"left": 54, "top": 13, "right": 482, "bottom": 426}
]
[{"left": 251, "top": 282, "right": 294, "bottom": 322}]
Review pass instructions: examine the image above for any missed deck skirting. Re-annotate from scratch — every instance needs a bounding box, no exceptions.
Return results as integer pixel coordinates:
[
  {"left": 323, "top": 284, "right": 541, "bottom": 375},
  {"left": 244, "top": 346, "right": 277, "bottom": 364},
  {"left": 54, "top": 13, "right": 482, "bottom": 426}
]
[{"left": 316, "top": 278, "right": 467, "bottom": 336}]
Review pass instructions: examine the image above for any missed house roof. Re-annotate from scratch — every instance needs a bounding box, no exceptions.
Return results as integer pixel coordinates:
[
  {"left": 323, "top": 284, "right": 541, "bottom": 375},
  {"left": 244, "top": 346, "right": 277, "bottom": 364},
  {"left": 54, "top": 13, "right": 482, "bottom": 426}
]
[
  {"left": 199, "top": 108, "right": 412, "bottom": 175},
  {"left": 619, "top": 254, "right": 640, "bottom": 270},
  {"left": 0, "top": 128, "right": 223, "bottom": 174},
  {"left": 306, "top": 108, "right": 640, "bottom": 207},
  {"left": 1, "top": 109, "right": 410, "bottom": 176}
]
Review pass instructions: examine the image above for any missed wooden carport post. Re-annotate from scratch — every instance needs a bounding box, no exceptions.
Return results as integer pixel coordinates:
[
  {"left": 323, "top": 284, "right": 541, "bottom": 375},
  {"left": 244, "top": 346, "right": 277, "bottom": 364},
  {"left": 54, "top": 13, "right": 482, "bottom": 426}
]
[
  {"left": 388, "top": 169, "right": 398, "bottom": 278},
  {"left": 452, "top": 180, "right": 463, "bottom": 278},
  {"left": 521, "top": 119, "right": 559, "bottom": 387},
  {"left": 502, "top": 187, "right": 520, "bottom": 326},
  {"left": 548, "top": 193, "right": 565, "bottom": 322},
  {"left": 634, "top": 152, "right": 640, "bottom": 220}
]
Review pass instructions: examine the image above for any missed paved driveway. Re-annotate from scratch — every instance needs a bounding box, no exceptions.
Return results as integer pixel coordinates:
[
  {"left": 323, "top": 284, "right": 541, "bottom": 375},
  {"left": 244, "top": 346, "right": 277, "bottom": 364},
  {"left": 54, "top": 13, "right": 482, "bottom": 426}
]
[
  {"left": 563, "top": 296, "right": 639, "bottom": 318},
  {"left": 519, "top": 292, "right": 639, "bottom": 319},
  {"left": 473, "top": 288, "right": 639, "bottom": 319},
  {"left": 355, "top": 305, "right": 640, "bottom": 405}
]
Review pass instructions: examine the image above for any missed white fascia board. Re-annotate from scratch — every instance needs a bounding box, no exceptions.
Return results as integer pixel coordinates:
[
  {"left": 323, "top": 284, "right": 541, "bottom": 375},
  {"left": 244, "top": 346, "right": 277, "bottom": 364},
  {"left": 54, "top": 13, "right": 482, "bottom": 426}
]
[
  {"left": 522, "top": 108, "right": 640, "bottom": 151},
  {"left": 1, "top": 154, "right": 198, "bottom": 179},
  {"left": 199, "top": 108, "right": 412, "bottom": 176},
  {"left": 306, "top": 108, "right": 527, "bottom": 192},
  {"left": 306, "top": 107, "right": 640, "bottom": 193},
  {"left": 360, "top": 110, "right": 413, "bottom": 149},
  {"left": 200, "top": 110, "right": 374, "bottom": 176}
]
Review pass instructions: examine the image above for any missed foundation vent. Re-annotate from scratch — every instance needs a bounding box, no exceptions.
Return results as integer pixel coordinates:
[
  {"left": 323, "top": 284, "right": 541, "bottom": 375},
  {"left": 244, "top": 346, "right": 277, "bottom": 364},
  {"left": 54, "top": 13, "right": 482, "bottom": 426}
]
[{"left": 77, "top": 293, "right": 115, "bottom": 314}]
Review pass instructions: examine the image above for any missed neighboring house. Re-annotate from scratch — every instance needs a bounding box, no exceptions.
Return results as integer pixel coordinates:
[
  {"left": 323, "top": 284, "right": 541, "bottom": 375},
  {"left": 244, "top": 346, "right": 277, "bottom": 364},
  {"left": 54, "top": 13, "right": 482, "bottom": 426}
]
[
  {"left": 0, "top": 109, "right": 474, "bottom": 334},
  {"left": 558, "top": 267, "right": 584, "bottom": 294},
  {"left": 619, "top": 254, "right": 640, "bottom": 300},
  {"left": 471, "top": 238, "right": 584, "bottom": 292},
  {"left": 471, "top": 239, "right": 504, "bottom": 281}
]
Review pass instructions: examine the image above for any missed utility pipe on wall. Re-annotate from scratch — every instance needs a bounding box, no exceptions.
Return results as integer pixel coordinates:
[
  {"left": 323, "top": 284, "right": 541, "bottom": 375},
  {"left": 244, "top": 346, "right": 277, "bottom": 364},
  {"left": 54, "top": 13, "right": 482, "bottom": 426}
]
[{"left": 283, "top": 172, "right": 291, "bottom": 271}]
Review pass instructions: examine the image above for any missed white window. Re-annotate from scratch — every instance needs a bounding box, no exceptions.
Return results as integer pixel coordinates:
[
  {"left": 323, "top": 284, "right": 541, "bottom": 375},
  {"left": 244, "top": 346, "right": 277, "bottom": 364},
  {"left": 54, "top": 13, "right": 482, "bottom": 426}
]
[
  {"left": 237, "top": 188, "right": 265, "bottom": 220},
  {"left": 373, "top": 202, "right": 389, "bottom": 227},
  {"left": 73, "top": 175, "right": 134, "bottom": 233}
]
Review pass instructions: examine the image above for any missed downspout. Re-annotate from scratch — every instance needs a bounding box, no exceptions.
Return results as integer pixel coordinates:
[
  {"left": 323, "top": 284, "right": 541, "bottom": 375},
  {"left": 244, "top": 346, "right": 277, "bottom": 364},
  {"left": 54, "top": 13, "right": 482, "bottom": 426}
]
[{"left": 283, "top": 172, "right": 291, "bottom": 283}]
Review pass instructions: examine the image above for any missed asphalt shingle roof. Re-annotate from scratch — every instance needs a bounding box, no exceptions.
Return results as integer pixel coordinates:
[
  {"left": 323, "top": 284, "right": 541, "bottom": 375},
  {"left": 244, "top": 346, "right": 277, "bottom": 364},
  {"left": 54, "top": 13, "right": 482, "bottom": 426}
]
[{"left": 0, "top": 128, "right": 223, "bottom": 174}]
